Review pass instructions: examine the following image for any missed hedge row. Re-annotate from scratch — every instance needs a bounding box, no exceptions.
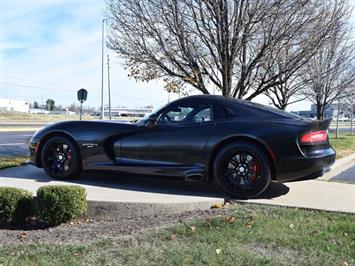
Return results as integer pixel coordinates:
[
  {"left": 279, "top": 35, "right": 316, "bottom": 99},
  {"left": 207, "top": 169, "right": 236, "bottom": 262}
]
[
  {"left": 0, "top": 185, "right": 87, "bottom": 226},
  {"left": 0, "top": 187, "right": 34, "bottom": 224}
]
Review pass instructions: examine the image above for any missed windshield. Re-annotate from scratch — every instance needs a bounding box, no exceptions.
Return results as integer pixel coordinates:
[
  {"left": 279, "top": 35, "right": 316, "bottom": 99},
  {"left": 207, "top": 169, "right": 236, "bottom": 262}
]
[{"left": 136, "top": 105, "right": 165, "bottom": 124}]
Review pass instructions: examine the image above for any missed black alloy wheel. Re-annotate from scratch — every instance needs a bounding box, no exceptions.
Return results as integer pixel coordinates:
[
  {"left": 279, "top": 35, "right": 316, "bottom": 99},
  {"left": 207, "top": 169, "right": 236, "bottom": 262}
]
[
  {"left": 214, "top": 141, "right": 271, "bottom": 198},
  {"left": 41, "top": 136, "right": 82, "bottom": 179}
]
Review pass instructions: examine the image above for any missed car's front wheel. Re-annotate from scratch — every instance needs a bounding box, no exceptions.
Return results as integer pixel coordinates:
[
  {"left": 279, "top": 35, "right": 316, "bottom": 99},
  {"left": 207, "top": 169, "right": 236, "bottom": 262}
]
[
  {"left": 213, "top": 141, "right": 271, "bottom": 198},
  {"left": 41, "top": 135, "right": 82, "bottom": 179}
]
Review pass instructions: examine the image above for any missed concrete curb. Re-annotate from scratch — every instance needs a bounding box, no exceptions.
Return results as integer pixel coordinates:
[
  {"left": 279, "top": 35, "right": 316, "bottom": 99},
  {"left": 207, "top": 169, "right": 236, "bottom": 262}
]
[
  {"left": 87, "top": 200, "right": 225, "bottom": 220},
  {"left": 318, "top": 153, "right": 355, "bottom": 181}
]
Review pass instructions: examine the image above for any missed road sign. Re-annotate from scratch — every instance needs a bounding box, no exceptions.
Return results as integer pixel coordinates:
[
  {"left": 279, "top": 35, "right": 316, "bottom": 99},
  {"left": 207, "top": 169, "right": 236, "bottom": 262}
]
[
  {"left": 77, "top": 88, "right": 88, "bottom": 103},
  {"left": 77, "top": 88, "right": 88, "bottom": 121}
]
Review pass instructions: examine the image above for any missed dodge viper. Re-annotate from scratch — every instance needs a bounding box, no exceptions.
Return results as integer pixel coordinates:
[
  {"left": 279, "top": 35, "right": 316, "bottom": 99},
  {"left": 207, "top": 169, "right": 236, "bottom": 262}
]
[{"left": 29, "top": 95, "right": 336, "bottom": 198}]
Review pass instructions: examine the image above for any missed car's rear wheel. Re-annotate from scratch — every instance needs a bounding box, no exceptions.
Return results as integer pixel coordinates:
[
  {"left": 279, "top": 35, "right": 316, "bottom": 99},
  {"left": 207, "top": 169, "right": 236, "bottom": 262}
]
[
  {"left": 213, "top": 141, "right": 271, "bottom": 198},
  {"left": 41, "top": 135, "right": 82, "bottom": 179}
]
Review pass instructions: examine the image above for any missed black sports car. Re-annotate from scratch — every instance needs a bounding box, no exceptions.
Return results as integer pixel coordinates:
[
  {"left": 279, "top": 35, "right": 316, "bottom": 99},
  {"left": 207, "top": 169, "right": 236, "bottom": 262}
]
[{"left": 29, "top": 95, "right": 336, "bottom": 198}]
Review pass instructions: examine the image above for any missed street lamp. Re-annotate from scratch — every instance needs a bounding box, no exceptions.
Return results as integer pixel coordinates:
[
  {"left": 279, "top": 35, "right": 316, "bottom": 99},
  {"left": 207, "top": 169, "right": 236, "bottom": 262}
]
[{"left": 101, "top": 19, "right": 107, "bottom": 120}]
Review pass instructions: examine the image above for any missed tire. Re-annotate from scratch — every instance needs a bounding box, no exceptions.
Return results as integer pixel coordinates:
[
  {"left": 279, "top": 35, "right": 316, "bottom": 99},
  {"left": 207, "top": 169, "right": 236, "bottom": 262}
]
[
  {"left": 213, "top": 141, "right": 271, "bottom": 199},
  {"left": 41, "top": 135, "right": 82, "bottom": 180}
]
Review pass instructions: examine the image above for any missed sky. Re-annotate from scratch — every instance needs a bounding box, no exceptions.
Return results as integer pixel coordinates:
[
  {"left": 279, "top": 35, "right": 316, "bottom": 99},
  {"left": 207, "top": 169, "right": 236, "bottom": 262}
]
[{"left": 0, "top": 0, "right": 354, "bottom": 111}]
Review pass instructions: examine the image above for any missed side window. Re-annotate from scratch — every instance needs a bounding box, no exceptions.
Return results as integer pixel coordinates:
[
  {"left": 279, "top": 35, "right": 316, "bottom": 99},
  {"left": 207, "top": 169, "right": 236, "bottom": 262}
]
[
  {"left": 158, "top": 104, "right": 212, "bottom": 125},
  {"left": 194, "top": 108, "right": 211, "bottom": 123},
  {"left": 165, "top": 107, "right": 193, "bottom": 122}
]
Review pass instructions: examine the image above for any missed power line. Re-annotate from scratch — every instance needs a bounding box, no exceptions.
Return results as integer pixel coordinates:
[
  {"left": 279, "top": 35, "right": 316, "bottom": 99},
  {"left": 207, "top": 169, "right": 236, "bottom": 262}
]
[
  {"left": 4, "top": 82, "right": 86, "bottom": 93},
  {"left": 3, "top": 82, "right": 163, "bottom": 104},
  {"left": 0, "top": 75, "right": 75, "bottom": 89}
]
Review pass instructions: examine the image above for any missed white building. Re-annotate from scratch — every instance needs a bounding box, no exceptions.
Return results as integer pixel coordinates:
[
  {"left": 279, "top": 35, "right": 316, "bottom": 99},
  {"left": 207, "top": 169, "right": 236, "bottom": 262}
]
[
  {"left": 103, "top": 106, "right": 154, "bottom": 117},
  {"left": 29, "top": 109, "right": 49, "bottom": 114},
  {"left": 0, "top": 98, "right": 30, "bottom": 113}
]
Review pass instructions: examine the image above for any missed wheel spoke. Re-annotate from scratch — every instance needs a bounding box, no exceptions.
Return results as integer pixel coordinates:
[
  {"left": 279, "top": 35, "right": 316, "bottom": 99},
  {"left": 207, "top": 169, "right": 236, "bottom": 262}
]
[
  {"left": 224, "top": 168, "right": 236, "bottom": 179},
  {"left": 229, "top": 156, "right": 238, "bottom": 167},
  {"left": 222, "top": 150, "right": 262, "bottom": 194},
  {"left": 43, "top": 139, "right": 75, "bottom": 177}
]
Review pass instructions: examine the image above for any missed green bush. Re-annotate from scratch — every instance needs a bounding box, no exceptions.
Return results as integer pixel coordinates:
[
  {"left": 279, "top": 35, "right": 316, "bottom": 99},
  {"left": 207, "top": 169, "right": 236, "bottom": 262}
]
[
  {"left": 36, "top": 185, "right": 87, "bottom": 226},
  {"left": 0, "top": 187, "right": 34, "bottom": 224}
]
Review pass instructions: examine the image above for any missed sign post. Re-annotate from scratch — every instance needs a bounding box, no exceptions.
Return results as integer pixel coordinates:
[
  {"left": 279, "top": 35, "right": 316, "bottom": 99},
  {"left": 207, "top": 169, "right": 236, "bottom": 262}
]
[{"left": 77, "top": 88, "right": 88, "bottom": 121}]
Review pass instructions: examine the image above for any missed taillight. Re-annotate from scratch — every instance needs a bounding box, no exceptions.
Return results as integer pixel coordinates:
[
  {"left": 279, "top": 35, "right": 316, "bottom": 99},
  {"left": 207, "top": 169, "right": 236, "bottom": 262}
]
[{"left": 300, "top": 130, "right": 327, "bottom": 144}]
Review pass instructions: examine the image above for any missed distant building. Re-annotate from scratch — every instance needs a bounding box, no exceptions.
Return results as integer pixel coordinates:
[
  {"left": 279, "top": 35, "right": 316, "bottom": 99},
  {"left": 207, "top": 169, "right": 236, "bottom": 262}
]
[
  {"left": 29, "top": 109, "right": 49, "bottom": 114},
  {"left": 49, "top": 110, "right": 76, "bottom": 115},
  {"left": 0, "top": 98, "right": 30, "bottom": 113},
  {"left": 292, "top": 104, "right": 338, "bottom": 119},
  {"left": 103, "top": 106, "right": 154, "bottom": 117}
]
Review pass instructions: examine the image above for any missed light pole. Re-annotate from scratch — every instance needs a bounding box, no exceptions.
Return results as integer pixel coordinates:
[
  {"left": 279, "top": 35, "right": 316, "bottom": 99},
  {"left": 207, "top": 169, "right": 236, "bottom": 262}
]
[
  {"left": 100, "top": 19, "right": 107, "bottom": 120},
  {"left": 107, "top": 54, "right": 112, "bottom": 120}
]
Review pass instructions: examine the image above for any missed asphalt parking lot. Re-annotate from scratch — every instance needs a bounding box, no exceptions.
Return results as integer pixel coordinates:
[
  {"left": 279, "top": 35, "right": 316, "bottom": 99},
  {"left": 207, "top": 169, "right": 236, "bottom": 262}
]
[
  {"left": 0, "top": 131, "right": 35, "bottom": 156},
  {"left": 331, "top": 165, "right": 355, "bottom": 183}
]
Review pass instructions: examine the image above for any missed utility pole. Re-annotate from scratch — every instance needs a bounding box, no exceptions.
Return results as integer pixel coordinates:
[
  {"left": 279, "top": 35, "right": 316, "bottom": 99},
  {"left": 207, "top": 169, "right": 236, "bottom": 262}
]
[
  {"left": 101, "top": 19, "right": 107, "bottom": 120},
  {"left": 336, "top": 97, "right": 340, "bottom": 139},
  {"left": 107, "top": 54, "right": 112, "bottom": 120}
]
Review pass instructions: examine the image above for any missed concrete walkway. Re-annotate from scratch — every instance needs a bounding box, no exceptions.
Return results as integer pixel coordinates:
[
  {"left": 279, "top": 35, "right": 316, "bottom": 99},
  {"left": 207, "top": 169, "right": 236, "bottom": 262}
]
[
  {"left": 241, "top": 180, "right": 354, "bottom": 213},
  {"left": 0, "top": 164, "right": 354, "bottom": 217}
]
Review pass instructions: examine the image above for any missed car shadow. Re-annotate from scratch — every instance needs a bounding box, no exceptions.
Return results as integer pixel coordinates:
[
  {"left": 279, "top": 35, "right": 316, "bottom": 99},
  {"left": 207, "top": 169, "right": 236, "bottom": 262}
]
[{"left": 1, "top": 166, "right": 290, "bottom": 200}]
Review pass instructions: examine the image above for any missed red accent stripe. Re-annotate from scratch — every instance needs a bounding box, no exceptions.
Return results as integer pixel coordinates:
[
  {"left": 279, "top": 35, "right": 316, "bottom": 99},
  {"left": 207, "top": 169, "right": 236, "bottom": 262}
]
[{"left": 267, "top": 147, "right": 277, "bottom": 161}]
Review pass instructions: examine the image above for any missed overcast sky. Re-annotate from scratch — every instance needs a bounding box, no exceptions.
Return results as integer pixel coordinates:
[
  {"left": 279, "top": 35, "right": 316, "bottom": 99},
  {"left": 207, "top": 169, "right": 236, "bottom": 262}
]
[{"left": 0, "top": 0, "right": 354, "bottom": 111}]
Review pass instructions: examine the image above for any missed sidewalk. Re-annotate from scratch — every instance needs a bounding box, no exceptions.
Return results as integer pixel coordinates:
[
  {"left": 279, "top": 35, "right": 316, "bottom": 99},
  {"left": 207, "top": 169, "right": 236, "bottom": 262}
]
[
  {"left": 0, "top": 162, "right": 354, "bottom": 217},
  {"left": 242, "top": 180, "right": 355, "bottom": 213}
]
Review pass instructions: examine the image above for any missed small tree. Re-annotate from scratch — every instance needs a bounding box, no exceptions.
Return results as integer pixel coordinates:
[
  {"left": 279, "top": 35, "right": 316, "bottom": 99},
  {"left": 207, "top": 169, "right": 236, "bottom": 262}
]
[
  {"left": 343, "top": 89, "right": 355, "bottom": 135},
  {"left": 33, "top": 101, "right": 39, "bottom": 109},
  {"left": 302, "top": 24, "right": 355, "bottom": 120},
  {"left": 46, "top": 99, "right": 55, "bottom": 111}
]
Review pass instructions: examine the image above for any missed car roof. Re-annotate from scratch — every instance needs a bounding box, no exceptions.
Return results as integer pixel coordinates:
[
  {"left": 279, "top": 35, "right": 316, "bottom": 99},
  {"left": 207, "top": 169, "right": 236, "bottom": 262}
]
[{"left": 173, "top": 95, "right": 304, "bottom": 120}]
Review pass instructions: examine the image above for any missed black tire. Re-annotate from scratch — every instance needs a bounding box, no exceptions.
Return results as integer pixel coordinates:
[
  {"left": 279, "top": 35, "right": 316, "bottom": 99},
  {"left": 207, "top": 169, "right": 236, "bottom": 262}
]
[
  {"left": 213, "top": 141, "right": 271, "bottom": 199},
  {"left": 41, "top": 135, "right": 82, "bottom": 180}
]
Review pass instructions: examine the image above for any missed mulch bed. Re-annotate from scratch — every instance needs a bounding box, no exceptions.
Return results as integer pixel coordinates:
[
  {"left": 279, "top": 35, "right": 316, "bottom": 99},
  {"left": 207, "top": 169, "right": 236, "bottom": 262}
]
[{"left": 0, "top": 207, "right": 230, "bottom": 246}]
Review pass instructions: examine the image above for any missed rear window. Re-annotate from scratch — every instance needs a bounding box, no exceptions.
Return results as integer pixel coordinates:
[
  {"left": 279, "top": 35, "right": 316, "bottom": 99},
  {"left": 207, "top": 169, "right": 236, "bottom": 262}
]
[{"left": 229, "top": 99, "right": 304, "bottom": 119}]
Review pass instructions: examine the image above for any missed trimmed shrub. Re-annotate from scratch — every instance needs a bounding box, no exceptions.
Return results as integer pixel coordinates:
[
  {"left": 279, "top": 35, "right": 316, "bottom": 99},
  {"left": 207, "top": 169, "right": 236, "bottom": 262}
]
[
  {"left": 0, "top": 187, "right": 34, "bottom": 224},
  {"left": 36, "top": 185, "right": 87, "bottom": 226}
]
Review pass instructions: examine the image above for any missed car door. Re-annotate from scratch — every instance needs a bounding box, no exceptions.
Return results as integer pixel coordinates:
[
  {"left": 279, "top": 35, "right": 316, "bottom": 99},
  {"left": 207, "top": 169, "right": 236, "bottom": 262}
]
[{"left": 119, "top": 101, "right": 214, "bottom": 168}]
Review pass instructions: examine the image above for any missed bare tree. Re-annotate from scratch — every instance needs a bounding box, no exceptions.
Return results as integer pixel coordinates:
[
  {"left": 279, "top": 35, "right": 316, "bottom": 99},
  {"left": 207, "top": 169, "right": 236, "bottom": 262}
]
[
  {"left": 302, "top": 19, "right": 355, "bottom": 120},
  {"left": 342, "top": 88, "right": 355, "bottom": 135},
  {"left": 107, "top": 0, "right": 347, "bottom": 99},
  {"left": 264, "top": 72, "right": 307, "bottom": 110}
]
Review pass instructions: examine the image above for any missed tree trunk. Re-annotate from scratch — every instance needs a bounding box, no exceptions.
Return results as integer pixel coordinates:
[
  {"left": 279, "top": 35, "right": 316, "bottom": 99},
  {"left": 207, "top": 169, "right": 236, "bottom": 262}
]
[{"left": 316, "top": 103, "right": 323, "bottom": 120}]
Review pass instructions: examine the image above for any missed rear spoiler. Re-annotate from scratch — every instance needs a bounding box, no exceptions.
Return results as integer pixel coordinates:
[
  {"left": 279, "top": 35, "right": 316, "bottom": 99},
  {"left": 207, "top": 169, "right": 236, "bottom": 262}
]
[{"left": 304, "top": 119, "right": 332, "bottom": 132}]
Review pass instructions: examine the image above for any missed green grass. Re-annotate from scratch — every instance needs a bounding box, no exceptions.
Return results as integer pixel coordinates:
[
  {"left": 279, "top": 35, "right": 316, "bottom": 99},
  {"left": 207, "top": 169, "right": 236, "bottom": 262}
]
[
  {"left": 0, "top": 204, "right": 353, "bottom": 266},
  {"left": 0, "top": 157, "right": 27, "bottom": 170},
  {"left": 0, "top": 111, "right": 95, "bottom": 123},
  {"left": 0, "top": 111, "right": 136, "bottom": 123},
  {"left": 329, "top": 134, "right": 355, "bottom": 159}
]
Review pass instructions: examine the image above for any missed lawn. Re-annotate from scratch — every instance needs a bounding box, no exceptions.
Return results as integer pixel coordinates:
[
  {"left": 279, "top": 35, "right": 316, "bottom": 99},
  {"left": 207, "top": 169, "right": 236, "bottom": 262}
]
[
  {"left": 0, "top": 204, "right": 353, "bottom": 266},
  {"left": 0, "top": 111, "right": 97, "bottom": 123},
  {"left": 0, "top": 111, "right": 134, "bottom": 123},
  {"left": 0, "top": 157, "right": 27, "bottom": 170},
  {"left": 329, "top": 134, "right": 355, "bottom": 159}
]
